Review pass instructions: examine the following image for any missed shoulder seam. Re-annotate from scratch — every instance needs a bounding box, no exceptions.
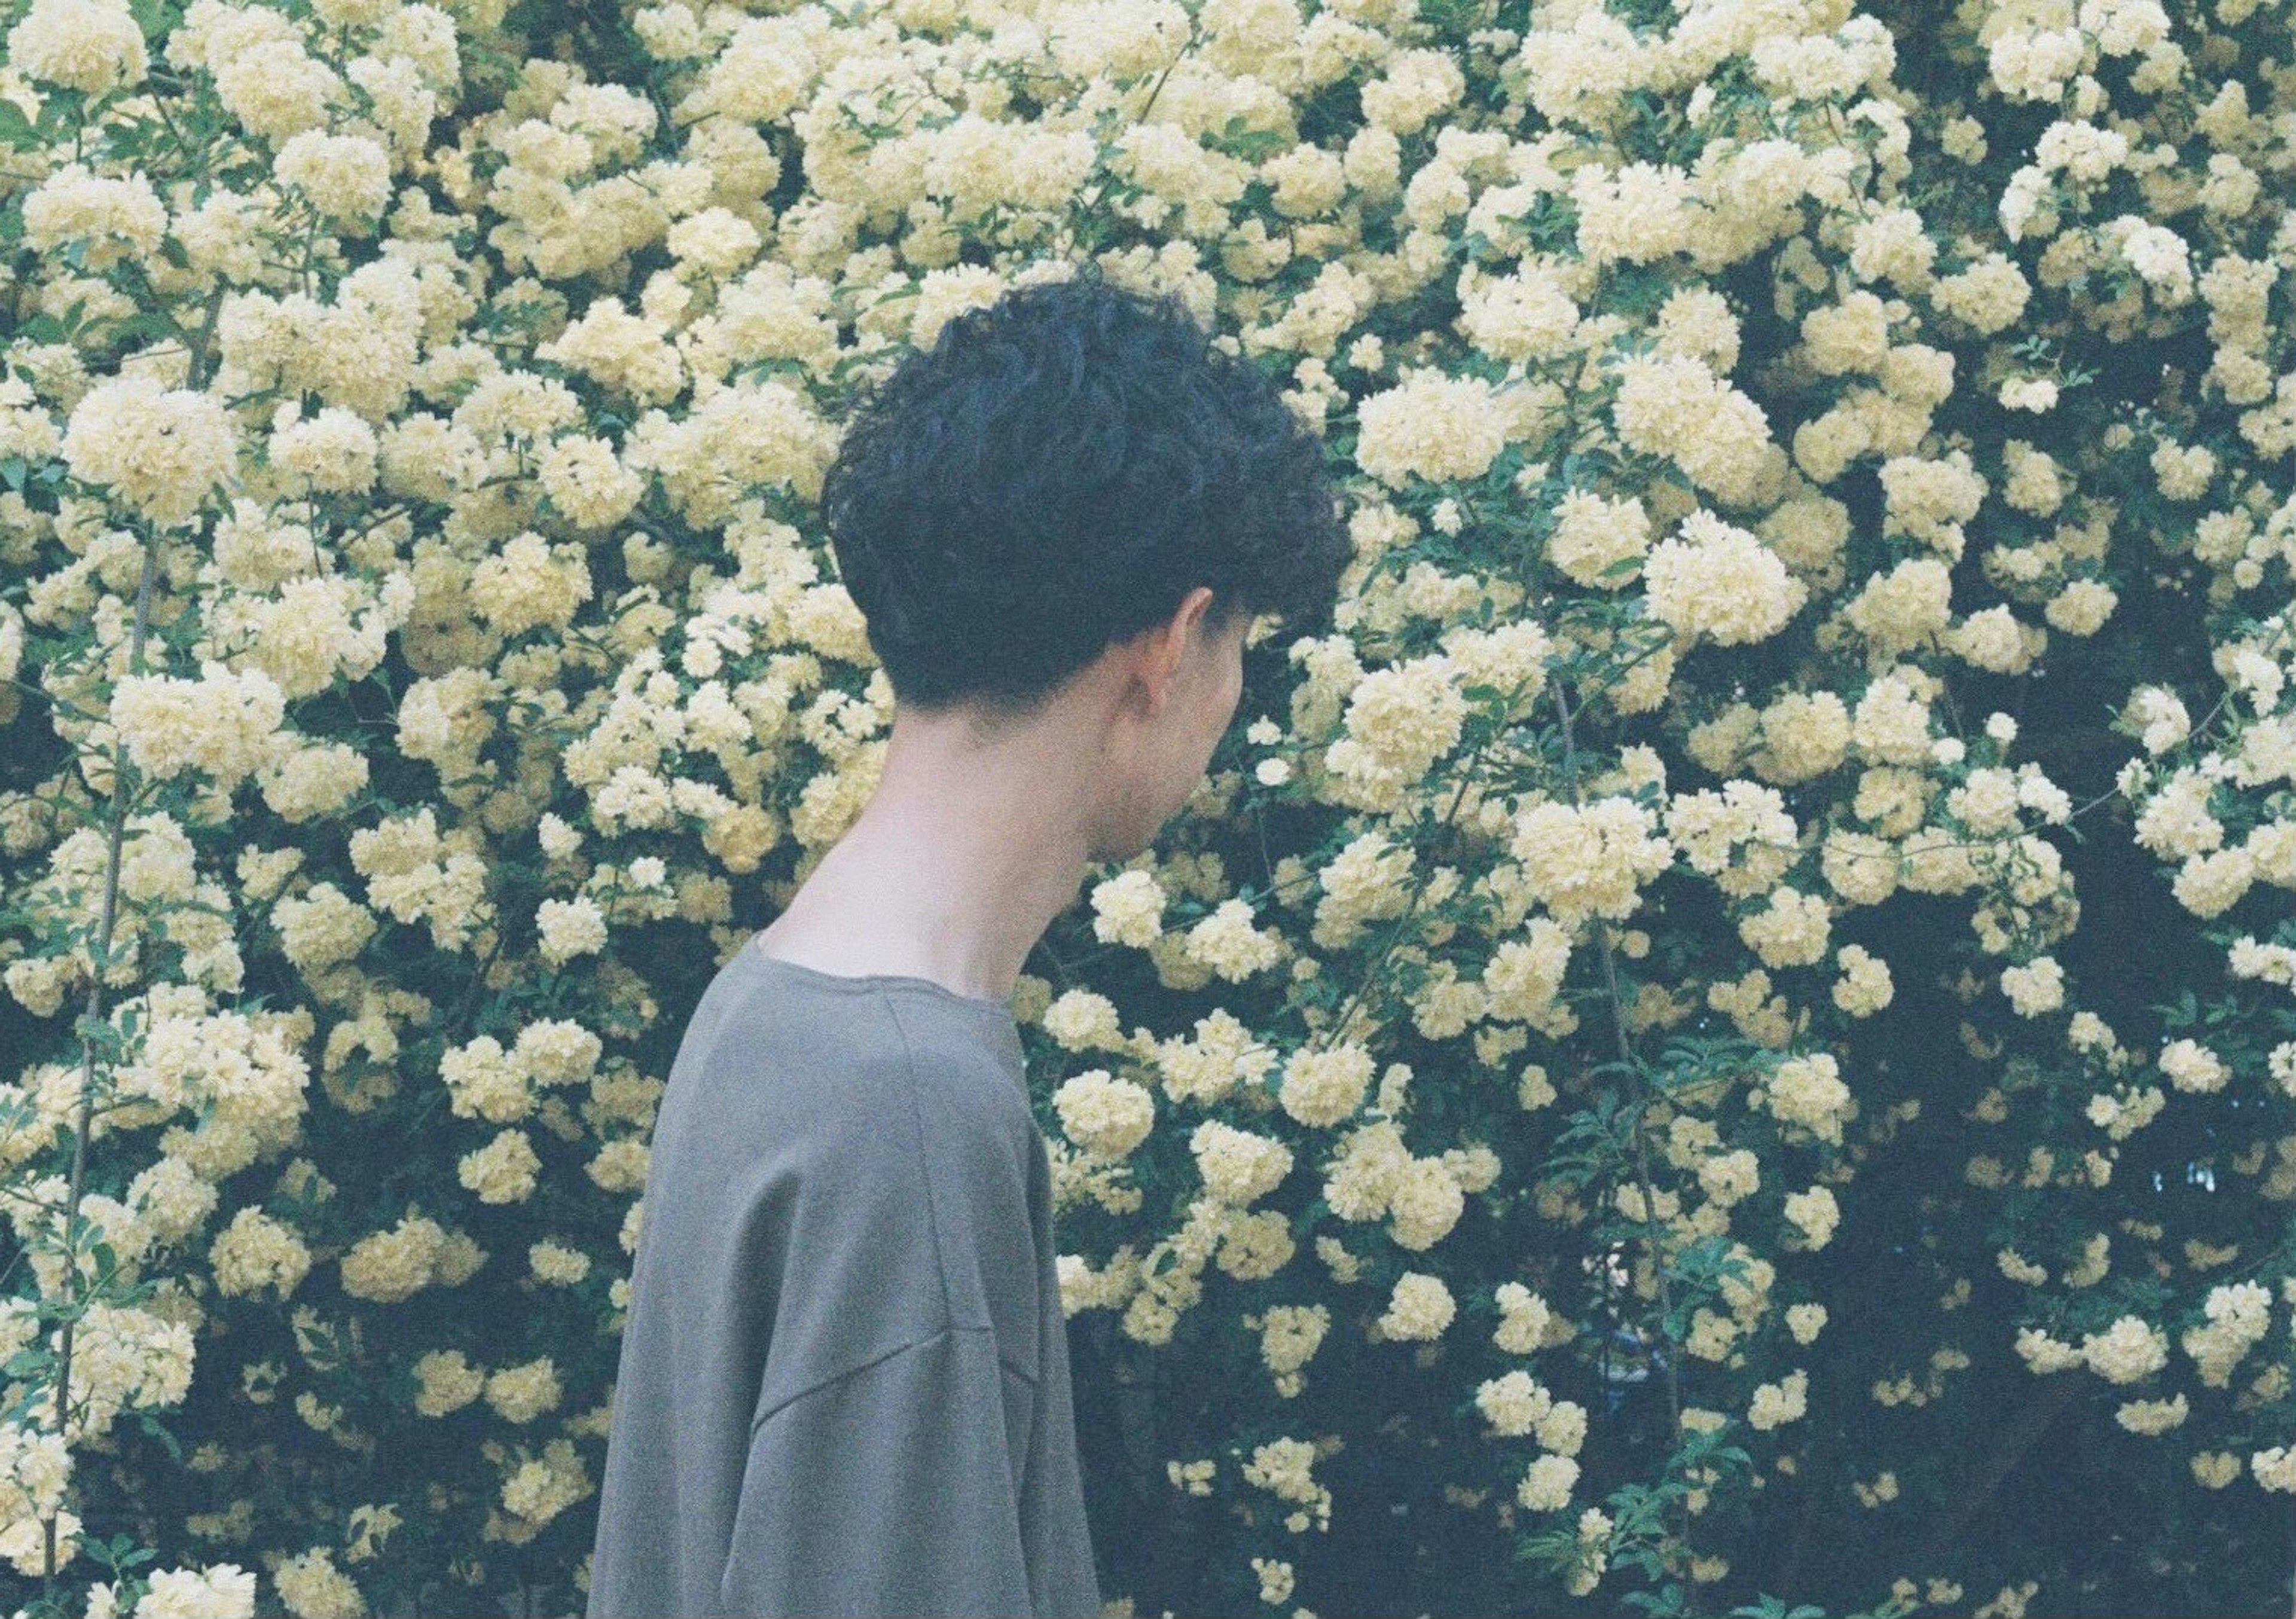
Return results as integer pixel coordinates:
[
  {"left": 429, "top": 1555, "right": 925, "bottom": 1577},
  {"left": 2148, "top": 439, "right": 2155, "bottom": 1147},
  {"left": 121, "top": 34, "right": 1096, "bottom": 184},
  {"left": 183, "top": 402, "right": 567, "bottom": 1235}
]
[
  {"left": 869, "top": 994, "right": 1041, "bottom": 1394},
  {"left": 747, "top": 1323, "right": 993, "bottom": 1437},
  {"left": 880, "top": 992, "right": 963, "bottom": 1331}
]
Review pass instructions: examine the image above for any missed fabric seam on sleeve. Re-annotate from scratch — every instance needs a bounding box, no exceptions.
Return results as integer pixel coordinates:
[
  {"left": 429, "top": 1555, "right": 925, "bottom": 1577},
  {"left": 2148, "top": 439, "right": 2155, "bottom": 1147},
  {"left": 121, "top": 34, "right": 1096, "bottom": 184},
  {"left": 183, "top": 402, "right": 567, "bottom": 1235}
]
[
  {"left": 881, "top": 992, "right": 1041, "bottom": 1391},
  {"left": 747, "top": 1322, "right": 992, "bottom": 1438},
  {"left": 881, "top": 991, "right": 966, "bottom": 1331}
]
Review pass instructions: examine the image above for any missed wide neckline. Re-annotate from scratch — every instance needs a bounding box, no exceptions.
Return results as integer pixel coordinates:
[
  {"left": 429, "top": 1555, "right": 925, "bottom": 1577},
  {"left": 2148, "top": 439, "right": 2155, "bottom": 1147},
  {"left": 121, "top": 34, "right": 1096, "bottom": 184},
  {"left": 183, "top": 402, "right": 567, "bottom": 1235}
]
[{"left": 742, "top": 936, "right": 1016, "bottom": 1017}]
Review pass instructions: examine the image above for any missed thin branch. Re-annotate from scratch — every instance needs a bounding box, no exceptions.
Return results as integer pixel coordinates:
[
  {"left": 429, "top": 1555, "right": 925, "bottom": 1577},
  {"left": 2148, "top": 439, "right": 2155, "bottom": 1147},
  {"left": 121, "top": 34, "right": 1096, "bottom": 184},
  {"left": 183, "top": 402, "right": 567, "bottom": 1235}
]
[
  {"left": 41, "top": 523, "right": 157, "bottom": 1586},
  {"left": 39, "top": 273, "right": 230, "bottom": 1593},
  {"left": 1552, "top": 675, "right": 1696, "bottom": 1599}
]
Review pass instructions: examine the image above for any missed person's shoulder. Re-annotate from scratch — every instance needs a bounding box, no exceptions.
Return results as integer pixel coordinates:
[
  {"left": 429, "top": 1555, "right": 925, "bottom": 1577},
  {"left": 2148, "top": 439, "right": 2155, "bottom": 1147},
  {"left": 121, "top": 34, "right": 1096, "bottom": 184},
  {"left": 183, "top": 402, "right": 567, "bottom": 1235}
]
[
  {"left": 868, "top": 993, "right": 1034, "bottom": 1156},
  {"left": 655, "top": 949, "right": 926, "bottom": 1154},
  {"left": 660, "top": 941, "right": 1031, "bottom": 1170}
]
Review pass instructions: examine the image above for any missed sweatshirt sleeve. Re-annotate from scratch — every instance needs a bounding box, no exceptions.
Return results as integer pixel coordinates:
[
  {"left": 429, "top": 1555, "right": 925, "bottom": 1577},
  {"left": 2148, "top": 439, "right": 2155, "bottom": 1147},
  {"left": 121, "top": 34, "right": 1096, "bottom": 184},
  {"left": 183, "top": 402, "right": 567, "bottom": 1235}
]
[{"left": 715, "top": 1321, "right": 1040, "bottom": 1619}]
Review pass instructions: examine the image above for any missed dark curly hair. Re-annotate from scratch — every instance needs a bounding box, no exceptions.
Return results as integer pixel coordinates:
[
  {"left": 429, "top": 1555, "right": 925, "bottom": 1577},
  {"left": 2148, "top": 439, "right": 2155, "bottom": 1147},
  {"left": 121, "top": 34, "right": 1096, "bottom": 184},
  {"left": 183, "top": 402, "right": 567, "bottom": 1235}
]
[{"left": 817, "top": 267, "right": 1352, "bottom": 722}]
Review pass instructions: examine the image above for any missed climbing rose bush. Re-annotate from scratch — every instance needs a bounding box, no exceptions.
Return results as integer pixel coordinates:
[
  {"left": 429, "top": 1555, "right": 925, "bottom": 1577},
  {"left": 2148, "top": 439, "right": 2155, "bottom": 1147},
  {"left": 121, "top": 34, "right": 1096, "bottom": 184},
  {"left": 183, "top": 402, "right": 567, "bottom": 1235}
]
[{"left": 0, "top": 0, "right": 2292, "bottom": 1614}]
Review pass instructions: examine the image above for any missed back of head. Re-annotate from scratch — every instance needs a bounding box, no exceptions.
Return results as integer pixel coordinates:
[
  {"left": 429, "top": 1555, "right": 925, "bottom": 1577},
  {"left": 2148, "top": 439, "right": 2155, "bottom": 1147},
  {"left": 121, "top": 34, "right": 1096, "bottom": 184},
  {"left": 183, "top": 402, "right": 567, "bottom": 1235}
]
[{"left": 818, "top": 267, "right": 1351, "bottom": 725}]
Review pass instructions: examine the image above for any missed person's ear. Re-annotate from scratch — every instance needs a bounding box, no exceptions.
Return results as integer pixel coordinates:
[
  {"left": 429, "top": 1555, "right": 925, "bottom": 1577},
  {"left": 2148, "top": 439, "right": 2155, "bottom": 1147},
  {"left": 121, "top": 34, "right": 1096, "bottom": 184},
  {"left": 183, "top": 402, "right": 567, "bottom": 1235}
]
[{"left": 1138, "top": 586, "right": 1215, "bottom": 716}]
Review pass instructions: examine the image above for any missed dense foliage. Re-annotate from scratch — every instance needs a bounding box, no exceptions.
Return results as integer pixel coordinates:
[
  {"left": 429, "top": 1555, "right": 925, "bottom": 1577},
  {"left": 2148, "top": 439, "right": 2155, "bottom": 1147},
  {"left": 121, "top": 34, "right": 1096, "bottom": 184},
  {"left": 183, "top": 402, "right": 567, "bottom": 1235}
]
[{"left": 1, "top": 0, "right": 2292, "bottom": 1614}]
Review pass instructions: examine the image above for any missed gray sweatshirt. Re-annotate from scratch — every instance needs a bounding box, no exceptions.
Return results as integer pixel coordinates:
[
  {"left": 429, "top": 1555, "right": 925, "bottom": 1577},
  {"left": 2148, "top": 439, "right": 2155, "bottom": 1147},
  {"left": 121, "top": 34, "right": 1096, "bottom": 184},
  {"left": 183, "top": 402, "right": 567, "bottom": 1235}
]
[{"left": 584, "top": 940, "right": 1104, "bottom": 1618}]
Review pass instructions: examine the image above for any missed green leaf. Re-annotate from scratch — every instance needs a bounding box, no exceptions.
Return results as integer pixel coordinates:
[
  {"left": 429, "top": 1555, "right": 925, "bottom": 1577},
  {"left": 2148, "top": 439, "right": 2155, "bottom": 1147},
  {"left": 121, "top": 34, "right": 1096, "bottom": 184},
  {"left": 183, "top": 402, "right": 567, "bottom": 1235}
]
[
  {"left": 137, "top": 1411, "right": 183, "bottom": 1465},
  {"left": 0, "top": 99, "right": 36, "bottom": 151}
]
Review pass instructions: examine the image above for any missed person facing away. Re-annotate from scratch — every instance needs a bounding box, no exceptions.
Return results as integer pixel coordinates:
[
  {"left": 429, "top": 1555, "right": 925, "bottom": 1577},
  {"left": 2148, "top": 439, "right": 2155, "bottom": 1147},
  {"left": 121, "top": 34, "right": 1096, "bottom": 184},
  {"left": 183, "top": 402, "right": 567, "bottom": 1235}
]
[{"left": 580, "top": 267, "right": 1350, "bottom": 1619}]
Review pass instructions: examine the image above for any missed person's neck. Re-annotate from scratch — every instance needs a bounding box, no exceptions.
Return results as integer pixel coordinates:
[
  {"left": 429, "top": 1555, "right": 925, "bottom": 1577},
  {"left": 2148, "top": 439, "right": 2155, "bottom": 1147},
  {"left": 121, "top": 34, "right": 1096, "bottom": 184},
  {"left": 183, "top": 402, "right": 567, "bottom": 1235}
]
[{"left": 758, "top": 717, "right": 1095, "bottom": 1004}]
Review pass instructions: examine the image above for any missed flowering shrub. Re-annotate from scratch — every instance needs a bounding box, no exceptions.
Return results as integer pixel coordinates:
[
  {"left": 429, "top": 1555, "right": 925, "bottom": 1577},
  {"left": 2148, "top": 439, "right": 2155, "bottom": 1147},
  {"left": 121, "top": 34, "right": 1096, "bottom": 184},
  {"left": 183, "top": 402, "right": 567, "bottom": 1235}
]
[{"left": 0, "top": 0, "right": 2292, "bottom": 1614}]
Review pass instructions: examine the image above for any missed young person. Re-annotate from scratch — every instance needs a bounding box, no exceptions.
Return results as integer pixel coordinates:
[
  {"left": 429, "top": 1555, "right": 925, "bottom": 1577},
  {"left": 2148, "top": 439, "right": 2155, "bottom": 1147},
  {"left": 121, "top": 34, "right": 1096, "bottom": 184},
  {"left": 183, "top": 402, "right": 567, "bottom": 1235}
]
[{"left": 584, "top": 267, "right": 1350, "bottom": 1618}]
